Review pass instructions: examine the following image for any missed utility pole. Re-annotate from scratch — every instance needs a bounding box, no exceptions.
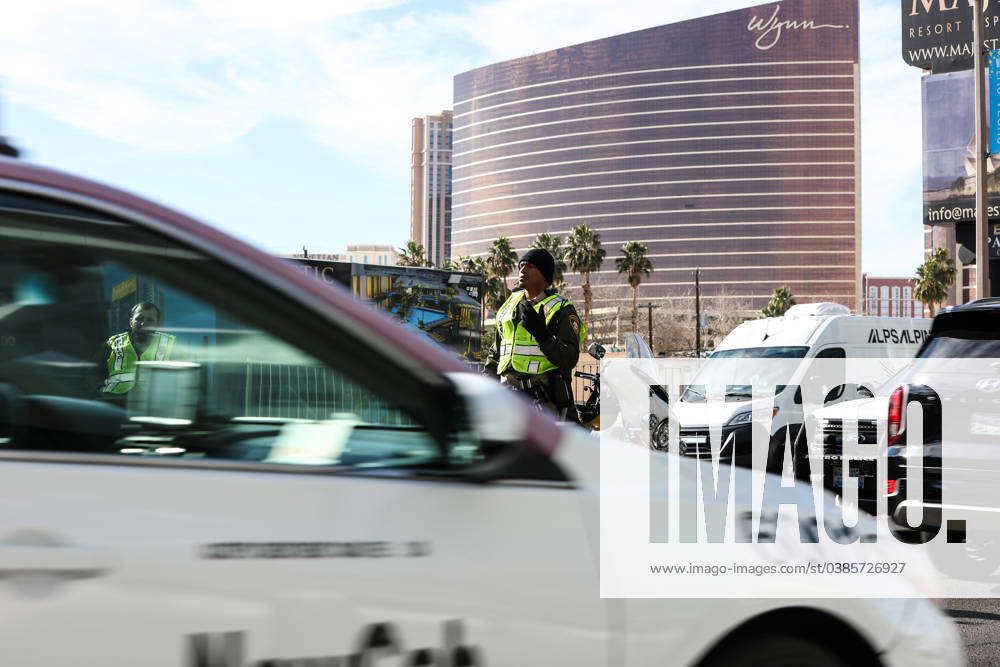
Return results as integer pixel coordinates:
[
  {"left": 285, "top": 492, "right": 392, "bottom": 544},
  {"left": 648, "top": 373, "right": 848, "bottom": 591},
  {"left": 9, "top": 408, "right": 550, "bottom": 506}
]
[
  {"left": 694, "top": 268, "right": 702, "bottom": 358},
  {"left": 645, "top": 302, "right": 658, "bottom": 352},
  {"left": 974, "top": 0, "right": 991, "bottom": 300},
  {"left": 615, "top": 306, "right": 621, "bottom": 348}
]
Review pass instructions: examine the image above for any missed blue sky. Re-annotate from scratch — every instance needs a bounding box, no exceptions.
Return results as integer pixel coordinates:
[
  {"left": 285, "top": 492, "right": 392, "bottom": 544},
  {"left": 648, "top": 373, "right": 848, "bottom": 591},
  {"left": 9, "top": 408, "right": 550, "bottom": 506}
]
[{"left": 1, "top": 0, "right": 920, "bottom": 275}]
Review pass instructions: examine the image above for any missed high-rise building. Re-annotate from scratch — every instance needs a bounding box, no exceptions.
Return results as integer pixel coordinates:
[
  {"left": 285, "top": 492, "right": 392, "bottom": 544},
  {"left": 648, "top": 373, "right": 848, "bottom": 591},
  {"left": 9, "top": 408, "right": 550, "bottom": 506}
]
[
  {"left": 410, "top": 110, "right": 453, "bottom": 267},
  {"left": 452, "top": 0, "right": 861, "bottom": 313}
]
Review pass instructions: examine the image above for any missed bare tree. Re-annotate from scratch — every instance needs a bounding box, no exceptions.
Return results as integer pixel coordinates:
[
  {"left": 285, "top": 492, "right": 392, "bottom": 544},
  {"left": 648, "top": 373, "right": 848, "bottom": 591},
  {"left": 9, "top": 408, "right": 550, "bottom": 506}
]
[{"left": 647, "top": 289, "right": 754, "bottom": 356}]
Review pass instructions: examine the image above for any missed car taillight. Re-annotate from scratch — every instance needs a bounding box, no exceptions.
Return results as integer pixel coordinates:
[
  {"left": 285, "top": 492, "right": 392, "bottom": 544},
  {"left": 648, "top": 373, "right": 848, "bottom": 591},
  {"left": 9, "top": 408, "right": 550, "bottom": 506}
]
[
  {"left": 887, "top": 479, "right": 898, "bottom": 495},
  {"left": 887, "top": 386, "right": 904, "bottom": 446}
]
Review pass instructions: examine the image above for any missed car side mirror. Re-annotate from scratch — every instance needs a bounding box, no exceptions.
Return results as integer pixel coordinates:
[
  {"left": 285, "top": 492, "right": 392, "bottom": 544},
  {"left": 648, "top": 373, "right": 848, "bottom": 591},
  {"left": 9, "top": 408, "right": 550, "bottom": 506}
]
[
  {"left": 446, "top": 372, "right": 568, "bottom": 483},
  {"left": 588, "top": 342, "right": 605, "bottom": 360}
]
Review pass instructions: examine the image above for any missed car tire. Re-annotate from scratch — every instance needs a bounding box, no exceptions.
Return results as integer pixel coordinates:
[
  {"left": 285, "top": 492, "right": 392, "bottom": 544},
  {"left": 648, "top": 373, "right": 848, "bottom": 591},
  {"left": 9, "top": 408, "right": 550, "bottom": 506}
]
[
  {"left": 702, "top": 634, "right": 849, "bottom": 667},
  {"left": 766, "top": 426, "right": 805, "bottom": 477},
  {"left": 926, "top": 531, "right": 1000, "bottom": 581},
  {"left": 650, "top": 418, "right": 670, "bottom": 451},
  {"left": 765, "top": 429, "right": 787, "bottom": 475}
]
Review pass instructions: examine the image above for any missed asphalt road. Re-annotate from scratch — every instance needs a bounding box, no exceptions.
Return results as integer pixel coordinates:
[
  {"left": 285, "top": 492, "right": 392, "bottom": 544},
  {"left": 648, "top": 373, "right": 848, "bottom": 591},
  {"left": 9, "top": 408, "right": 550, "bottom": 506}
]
[{"left": 945, "top": 598, "right": 1000, "bottom": 665}]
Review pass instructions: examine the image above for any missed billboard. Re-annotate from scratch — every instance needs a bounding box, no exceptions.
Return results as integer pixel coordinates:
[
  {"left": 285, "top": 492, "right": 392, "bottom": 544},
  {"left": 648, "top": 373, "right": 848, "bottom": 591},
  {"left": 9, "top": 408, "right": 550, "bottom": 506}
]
[
  {"left": 290, "top": 259, "right": 483, "bottom": 362},
  {"left": 922, "top": 69, "right": 1000, "bottom": 226},
  {"left": 902, "top": 0, "right": 1000, "bottom": 72}
]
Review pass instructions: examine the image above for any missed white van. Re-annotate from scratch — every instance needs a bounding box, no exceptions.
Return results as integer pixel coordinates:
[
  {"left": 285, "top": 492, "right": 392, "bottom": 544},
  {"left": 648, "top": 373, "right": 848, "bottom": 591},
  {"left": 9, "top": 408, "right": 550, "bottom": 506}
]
[{"left": 671, "top": 303, "right": 930, "bottom": 474}]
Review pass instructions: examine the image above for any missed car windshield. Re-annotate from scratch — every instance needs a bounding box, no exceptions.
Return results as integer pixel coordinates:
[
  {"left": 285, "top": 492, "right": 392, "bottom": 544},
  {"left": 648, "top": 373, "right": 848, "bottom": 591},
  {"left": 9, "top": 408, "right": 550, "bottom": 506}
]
[{"left": 681, "top": 346, "right": 809, "bottom": 402}]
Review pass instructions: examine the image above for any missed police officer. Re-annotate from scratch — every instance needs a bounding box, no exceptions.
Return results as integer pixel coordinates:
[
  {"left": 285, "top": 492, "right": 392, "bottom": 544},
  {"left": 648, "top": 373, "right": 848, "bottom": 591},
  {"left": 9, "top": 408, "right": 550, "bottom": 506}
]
[
  {"left": 100, "top": 301, "right": 175, "bottom": 396},
  {"left": 484, "top": 248, "right": 586, "bottom": 420}
]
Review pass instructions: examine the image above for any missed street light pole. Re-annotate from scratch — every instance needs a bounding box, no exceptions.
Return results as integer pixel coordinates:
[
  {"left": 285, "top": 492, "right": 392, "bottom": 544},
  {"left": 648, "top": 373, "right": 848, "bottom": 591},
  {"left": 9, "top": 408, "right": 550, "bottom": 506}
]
[{"left": 974, "top": 0, "right": 991, "bottom": 300}]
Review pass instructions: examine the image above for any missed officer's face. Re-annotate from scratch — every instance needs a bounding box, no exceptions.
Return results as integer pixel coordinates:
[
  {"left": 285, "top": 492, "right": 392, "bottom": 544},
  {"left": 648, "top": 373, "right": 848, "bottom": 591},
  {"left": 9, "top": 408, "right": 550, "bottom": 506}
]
[
  {"left": 518, "top": 261, "right": 548, "bottom": 293},
  {"left": 130, "top": 307, "right": 159, "bottom": 341}
]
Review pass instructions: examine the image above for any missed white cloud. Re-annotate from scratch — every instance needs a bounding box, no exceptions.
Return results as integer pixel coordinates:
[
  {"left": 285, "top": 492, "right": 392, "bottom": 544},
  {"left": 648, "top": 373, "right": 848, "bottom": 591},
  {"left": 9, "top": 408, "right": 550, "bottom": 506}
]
[
  {"left": 0, "top": 0, "right": 426, "bottom": 154},
  {"left": 442, "top": 0, "right": 752, "bottom": 65},
  {"left": 0, "top": 0, "right": 929, "bottom": 276},
  {"left": 0, "top": 0, "right": 756, "bottom": 159}
]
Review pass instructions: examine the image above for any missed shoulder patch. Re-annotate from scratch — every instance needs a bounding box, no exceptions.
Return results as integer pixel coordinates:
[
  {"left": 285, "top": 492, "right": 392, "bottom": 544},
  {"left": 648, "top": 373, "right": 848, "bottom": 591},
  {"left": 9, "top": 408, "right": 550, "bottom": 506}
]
[{"left": 569, "top": 314, "right": 580, "bottom": 335}]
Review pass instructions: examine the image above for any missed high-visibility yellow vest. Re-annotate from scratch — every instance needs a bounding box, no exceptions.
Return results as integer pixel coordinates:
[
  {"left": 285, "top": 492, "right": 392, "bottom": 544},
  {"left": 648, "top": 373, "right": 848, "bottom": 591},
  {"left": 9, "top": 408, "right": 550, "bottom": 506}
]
[
  {"left": 102, "top": 331, "right": 175, "bottom": 394},
  {"left": 495, "top": 290, "right": 584, "bottom": 375}
]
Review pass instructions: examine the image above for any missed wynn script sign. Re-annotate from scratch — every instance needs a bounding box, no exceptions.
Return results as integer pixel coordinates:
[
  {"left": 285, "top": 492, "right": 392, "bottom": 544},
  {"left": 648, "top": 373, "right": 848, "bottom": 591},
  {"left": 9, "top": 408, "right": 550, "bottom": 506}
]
[
  {"left": 902, "top": 0, "right": 1000, "bottom": 72},
  {"left": 746, "top": 4, "right": 851, "bottom": 51}
]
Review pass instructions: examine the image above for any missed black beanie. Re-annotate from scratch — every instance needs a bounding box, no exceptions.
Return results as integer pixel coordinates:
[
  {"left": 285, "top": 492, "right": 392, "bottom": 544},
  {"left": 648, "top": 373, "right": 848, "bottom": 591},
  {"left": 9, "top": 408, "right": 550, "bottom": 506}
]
[{"left": 520, "top": 248, "right": 556, "bottom": 285}]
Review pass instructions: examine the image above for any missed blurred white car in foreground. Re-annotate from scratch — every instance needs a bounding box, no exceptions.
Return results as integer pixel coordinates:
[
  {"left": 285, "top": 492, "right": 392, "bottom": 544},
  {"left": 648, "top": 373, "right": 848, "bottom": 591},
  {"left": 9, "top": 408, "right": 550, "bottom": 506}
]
[{"left": 0, "top": 158, "right": 962, "bottom": 665}]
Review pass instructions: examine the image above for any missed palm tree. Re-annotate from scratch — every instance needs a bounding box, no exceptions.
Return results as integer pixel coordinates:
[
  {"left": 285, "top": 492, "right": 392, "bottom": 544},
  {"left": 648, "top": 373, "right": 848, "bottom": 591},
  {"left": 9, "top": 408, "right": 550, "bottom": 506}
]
[
  {"left": 914, "top": 247, "right": 957, "bottom": 316},
  {"left": 397, "top": 240, "right": 428, "bottom": 267},
  {"left": 444, "top": 254, "right": 505, "bottom": 358},
  {"left": 565, "top": 224, "right": 606, "bottom": 334},
  {"left": 457, "top": 255, "right": 486, "bottom": 275},
  {"left": 761, "top": 285, "right": 796, "bottom": 318},
  {"left": 487, "top": 237, "right": 517, "bottom": 291},
  {"left": 615, "top": 241, "right": 653, "bottom": 333},
  {"left": 452, "top": 254, "right": 506, "bottom": 316},
  {"left": 467, "top": 255, "right": 487, "bottom": 275},
  {"left": 531, "top": 233, "right": 568, "bottom": 286},
  {"left": 483, "top": 275, "right": 509, "bottom": 313}
]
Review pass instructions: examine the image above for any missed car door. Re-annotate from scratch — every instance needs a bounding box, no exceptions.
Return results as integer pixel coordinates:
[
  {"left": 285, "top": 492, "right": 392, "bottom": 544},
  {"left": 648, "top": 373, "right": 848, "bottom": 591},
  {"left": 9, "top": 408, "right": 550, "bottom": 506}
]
[{"left": 0, "top": 186, "right": 609, "bottom": 665}]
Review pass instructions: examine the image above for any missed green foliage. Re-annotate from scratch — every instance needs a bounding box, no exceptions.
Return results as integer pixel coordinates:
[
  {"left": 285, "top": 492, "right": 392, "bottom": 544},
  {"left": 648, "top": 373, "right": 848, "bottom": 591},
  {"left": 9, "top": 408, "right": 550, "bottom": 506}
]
[
  {"left": 565, "top": 224, "right": 606, "bottom": 338},
  {"left": 397, "top": 240, "right": 430, "bottom": 267},
  {"left": 483, "top": 275, "right": 510, "bottom": 312},
  {"left": 531, "top": 233, "right": 568, "bottom": 284},
  {"left": 914, "top": 247, "right": 957, "bottom": 316},
  {"left": 449, "top": 255, "right": 485, "bottom": 275},
  {"left": 615, "top": 241, "right": 652, "bottom": 289},
  {"left": 481, "top": 325, "right": 497, "bottom": 357},
  {"left": 761, "top": 285, "right": 796, "bottom": 318},
  {"left": 565, "top": 224, "right": 606, "bottom": 276},
  {"left": 486, "top": 237, "right": 517, "bottom": 290},
  {"left": 616, "top": 241, "right": 653, "bottom": 333},
  {"left": 449, "top": 253, "right": 508, "bottom": 316}
]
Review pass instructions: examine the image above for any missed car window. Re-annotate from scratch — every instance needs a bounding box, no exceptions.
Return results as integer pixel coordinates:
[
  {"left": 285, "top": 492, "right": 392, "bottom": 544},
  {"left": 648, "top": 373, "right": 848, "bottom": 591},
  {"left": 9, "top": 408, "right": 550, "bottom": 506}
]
[
  {"left": 920, "top": 335, "right": 1000, "bottom": 358},
  {"left": 0, "top": 195, "right": 476, "bottom": 470},
  {"left": 920, "top": 311, "right": 1000, "bottom": 358}
]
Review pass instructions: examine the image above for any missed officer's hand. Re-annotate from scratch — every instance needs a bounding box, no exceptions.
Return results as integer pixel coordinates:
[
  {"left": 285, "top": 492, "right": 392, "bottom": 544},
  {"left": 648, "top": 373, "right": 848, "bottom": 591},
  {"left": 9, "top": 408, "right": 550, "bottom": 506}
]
[{"left": 518, "top": 300, "right": 550, "bottom": 343}]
